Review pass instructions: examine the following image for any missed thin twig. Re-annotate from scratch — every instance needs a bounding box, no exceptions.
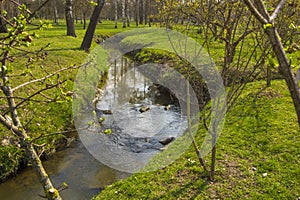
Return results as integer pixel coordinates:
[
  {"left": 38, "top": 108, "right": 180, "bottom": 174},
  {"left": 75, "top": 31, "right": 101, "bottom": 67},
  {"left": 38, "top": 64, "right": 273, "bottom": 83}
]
[
  {"left": 243, "top": 0, "right": 268, "bottom": 24},
  {"left": 12, "top": 65, "right": 79, "bottom": 92},
  {"left": 270, "top": 0, "right": 287, "bottom": 22}
]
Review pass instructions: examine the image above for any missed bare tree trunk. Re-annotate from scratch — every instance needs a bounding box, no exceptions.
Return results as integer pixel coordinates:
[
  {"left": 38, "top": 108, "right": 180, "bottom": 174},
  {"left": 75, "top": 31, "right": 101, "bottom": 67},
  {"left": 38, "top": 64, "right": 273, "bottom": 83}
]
[
  {"left": 139, "top": 0, "right": 143, "bottom": 24},
  {"left": 126, "top": 0, "right": 130, "bottom": 27},
  {"left": 135, "top": 0, "right": 139, "bottom": 27},
  {"left": 0, "top": 2, "right": 8, "bottom": 33},
  {"left": 65, "top": 0, "right": 76, "bottom": 37},
  {"left": 53, "top": 0, "right": 59, "bottom": 25},
  {"left": 0, "top": 17, "right": 7, "bottom": 33},
  {"left": 0, "top": 59, "right": 62, "bottom": 200},
  {"left": 244, "top": 0, "right": 300, "bottom": 127},
  {"left": 80, "top": 0, "right": 105, "bottom": 51},
  {"left": 266, "top": 27, "right": 300, "bottom": 125},
  {"left": 144, "top": 0, "right": 148, "bottom": 25},
  {"left": 83, "top": 12, "right": 87, "bottom": 30},
  {"left": 114, "top": 0, "right": 118, "bottom": 28},
  {"left": 122, "top": 0, "right": 126, "bottom": 28}
]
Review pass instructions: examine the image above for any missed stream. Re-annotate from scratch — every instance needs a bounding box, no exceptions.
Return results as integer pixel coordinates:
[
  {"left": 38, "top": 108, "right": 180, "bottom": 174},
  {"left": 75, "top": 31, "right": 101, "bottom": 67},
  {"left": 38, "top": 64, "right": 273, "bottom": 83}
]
[{"left": 0, "top": 57, "right": 187, "bottom": 199}]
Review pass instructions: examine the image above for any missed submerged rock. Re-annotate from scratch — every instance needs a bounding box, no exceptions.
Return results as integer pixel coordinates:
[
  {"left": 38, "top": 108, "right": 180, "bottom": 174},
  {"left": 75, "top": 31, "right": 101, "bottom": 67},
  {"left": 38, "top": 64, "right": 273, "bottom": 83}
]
[
  {"left": 159, "top": 137, "right": 175, "bottom": 145},
  {"left": 139, "top": 106, "right": 150, "bottom": 113},
  {"left": 164, "top": 105, "right": 171, "bottom": 110}
]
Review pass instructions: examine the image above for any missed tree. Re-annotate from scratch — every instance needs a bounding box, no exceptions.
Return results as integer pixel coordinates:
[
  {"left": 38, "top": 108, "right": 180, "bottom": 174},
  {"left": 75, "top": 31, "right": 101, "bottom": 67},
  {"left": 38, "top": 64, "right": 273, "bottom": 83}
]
[
  {"left": 0, "top": 2, "right": 8, "bottom": 33},
  {"left": 65, "top": 0, "right": 76, "bottom": 37},
  {"left": 53, "top": 0, "right": 59, "bottom": 25},
  {"left": 243, "top": 0, "right": 300, "bottom": 127},
  {"left": 0, "top": 1, "right": 78, "bottom": 199},
  {"left": 0, "top": 17, "right": 8, "bottom": 33},
  {"left": 80, "top": 0, "right": 106, "bottom": 51},
  {"left": 122, "top": 0, "right": 126, "bottom": 28},
  {"left": 135, "top": 0, "right": 139, "bottom": 27},
  {"left": 156, "top": 0, "right": 271, "bottom": 181},
  {"left": 114, "top": 0, "right": 118, "bottom": 28}
]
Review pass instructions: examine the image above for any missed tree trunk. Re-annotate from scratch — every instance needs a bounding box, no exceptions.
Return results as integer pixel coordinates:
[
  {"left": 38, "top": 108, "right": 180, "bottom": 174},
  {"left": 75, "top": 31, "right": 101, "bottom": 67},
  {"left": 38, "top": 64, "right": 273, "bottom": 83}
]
[
  {"left": 53, "top": 0, "right": 59, "bottom": 25},
  {"left": 65, "top": 0, "right": 76, "bottom": 37},
  {"left": 126, "top": 0, "right": 130, "bottom": 27},
  {"left": 115, "top": 0, "right": 118, "bottom": 28},
  {"left": 266, "top": 27, "right": 300, "bottom": 126},
  {"left": 0, "top": 3, "right": 8, "bottom": 33},
  {"left": 80, "top": 0, "right": 105, "bottom": 51},
  {"left": 139, "top": 0, "right": 143, "bottom": 24},
  {"left": 0, "top": 17, "right": 7, "bottom": 33},
  {"left": 83, "top": 12, "right": 87, "bottom": 30},
  {"left": 122, "top": 0, "right": 126, "bottom": 28},
  {"left": 243, "top": 0, "right": 300, "bottom": 127},
  {"left": 135, "top": 0, "right": 139, "bottom": 27},
  {"left": 0, "top": 85, "right": 62, "bottom": 200}
]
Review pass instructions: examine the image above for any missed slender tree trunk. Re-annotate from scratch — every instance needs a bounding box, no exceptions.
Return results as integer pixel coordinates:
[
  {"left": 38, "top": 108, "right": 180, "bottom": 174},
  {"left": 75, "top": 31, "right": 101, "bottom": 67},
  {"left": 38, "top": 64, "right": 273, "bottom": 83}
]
[
  {"left": 80, "top": 0, "right": 105, "bottom": 51},
  {"left": 126, "top": 0, "right": 130, "bottom": 27},
  {"left": 135, "top": 0, "right": 139, "bottom": 27},
  {"left": 144, "top": 0, "right": 148, "bottom": 25},
  {"left": 1, "top": 56, "right": 62, "bottom": 199},
  {"left": 122, "top": 0, "right": 126, "bottom": 28},
  {"left": 53, "top": 0, "right": 59, "bottom": 25},
  {"left": 244, "top": 0, "right": 300, "bottom": 127},
  {"left": 114, "top": 0, "right": 118, "bottom": 28},
  {"left": 266, "top": 27, "right": 300, "bottom": 126},
  {"left": 0, "top": 3, "right": 8, "bottom": 33},
  {"left": 139, "top": 0, "right": 143, "bottom": 24},
  {"left": 0, "top": 17, "right": 7, "bottom": 33},
  {"left": 65, "top": 0, "right": 76, "bottom": 37},
  {"left": 83, "top": 12, "right": 87, "bottom": 30}
]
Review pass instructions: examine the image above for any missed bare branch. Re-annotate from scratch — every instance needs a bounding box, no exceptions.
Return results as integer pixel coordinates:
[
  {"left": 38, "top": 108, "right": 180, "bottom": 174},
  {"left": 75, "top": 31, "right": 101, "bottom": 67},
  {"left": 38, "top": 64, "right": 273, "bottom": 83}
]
[
  {"left": 270, "top": 0, "right": 287, "bottom": 22},
  {"left": 243, "top": 0, "right": 268, "bottom": 24},
  {"left": 28, "top": 0, "right": 52, "bottom": 21},
  {"left": 32, "top": 129, "right": 78, "bottom": 143},
  {"left": 12, "top": 65, "right": 79, "bottom": 92}
]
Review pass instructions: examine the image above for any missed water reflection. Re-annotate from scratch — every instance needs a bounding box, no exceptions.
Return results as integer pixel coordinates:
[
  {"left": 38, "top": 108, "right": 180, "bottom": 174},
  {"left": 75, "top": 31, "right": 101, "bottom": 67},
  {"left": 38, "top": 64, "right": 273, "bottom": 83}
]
[{"left": 0, "top": 141, "right": 129, "bottom": 200}]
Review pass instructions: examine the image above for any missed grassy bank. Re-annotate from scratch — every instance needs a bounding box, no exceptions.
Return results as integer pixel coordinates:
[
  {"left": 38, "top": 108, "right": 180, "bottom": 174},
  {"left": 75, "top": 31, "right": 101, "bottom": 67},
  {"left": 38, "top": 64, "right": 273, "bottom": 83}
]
[
  {"left": 94, "top": 79, "right": 300, "bottom": 199},
  {"left": 0, "top": 20, "right": 135, "bottom": 181}
]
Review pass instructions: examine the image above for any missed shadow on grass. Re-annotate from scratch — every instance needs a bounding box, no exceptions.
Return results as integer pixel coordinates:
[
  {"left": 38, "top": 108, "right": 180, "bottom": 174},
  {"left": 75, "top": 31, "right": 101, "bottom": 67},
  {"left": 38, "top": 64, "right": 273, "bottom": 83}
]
[
  {"left": 149, "top": 176, "right": 208, "bottom": 200},
  {"left": 45, "top": 47, "right": 83, "bottom": 52}
]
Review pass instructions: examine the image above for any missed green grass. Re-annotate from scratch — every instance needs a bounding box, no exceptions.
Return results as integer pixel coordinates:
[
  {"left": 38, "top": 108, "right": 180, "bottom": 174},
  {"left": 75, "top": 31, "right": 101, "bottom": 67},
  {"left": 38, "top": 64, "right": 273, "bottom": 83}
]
[
  {"left": 93, "top": 80, "right": 300, "bottom": 199},
  {"left": 0, "top": 20, "right": 139, "bottom": 180}
]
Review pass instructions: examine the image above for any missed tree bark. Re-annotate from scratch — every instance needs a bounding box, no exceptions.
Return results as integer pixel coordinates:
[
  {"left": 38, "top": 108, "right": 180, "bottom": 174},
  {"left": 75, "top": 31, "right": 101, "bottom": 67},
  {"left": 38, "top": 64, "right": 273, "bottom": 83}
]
[
  {"left": 126, "top": 0, "right": 130, "bottom": 27},
  {"left": 0, "top": 17, "right": 7, "bottom": 33},
  {"left": 65, "top": 0, "right": 76, "bottom": 37},
  {"left": 244, "top": 0, "right": 300, "bottom": 127},
  {"left": 80, "top": 0, "right": 105, "bottom": 51},
  {"left": 135, "top": 0, "right": 139, "bottom": 27},
  {"left": 0, "top": 2, "right": 8, "bottom": 33},
  {"left": 53, "top": 0, "right": 59, "bottom": 25},
  {"left": 122, "top": 0, "right": 126, "bottom": 28},
  {"left": 114, "top": 0, "right": 118, "bottom": 28},
  {"left": 139, "top": 0, "right": 143, "bottom": 24},
  {"left": 266, "top": 27, "right": 300, "bottom": 126}
]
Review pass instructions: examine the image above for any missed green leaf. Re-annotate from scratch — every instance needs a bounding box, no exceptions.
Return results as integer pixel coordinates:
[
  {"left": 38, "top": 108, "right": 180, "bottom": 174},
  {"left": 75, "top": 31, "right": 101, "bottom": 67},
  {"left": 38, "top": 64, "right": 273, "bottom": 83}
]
[
  {"left": 289, "top": 23, "right": 296, "bottom": 30},
  {"left": 263, "top": 23, "right": 273, "bottom": 30},
  {"left": 98, "top": 117, "right": 106, "bottom": 123},
  {"left": 104, "top": 129, "right": 112, "bottom": 134},
  {"left": 89, "top": 1, "right": 98, "bottom": 6}
]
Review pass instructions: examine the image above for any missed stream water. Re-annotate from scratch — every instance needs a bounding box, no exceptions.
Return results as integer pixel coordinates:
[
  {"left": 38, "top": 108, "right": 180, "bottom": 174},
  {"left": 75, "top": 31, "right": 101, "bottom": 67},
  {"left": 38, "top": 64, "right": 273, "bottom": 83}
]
[{"left": 0, "top": 57, "right": 187, "bottom": 199}]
